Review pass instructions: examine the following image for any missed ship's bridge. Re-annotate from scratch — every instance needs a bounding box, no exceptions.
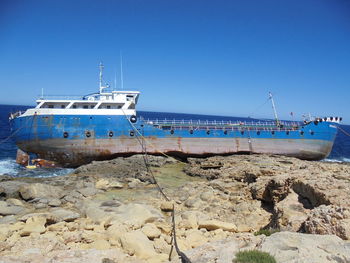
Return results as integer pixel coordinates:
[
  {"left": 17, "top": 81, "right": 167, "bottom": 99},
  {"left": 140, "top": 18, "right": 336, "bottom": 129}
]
[
  {"left": 35, "top": 90, "right": 140, "bottom": 110},
  {"left": 11, "top": 63, "right": 140, "bottom": 117}
]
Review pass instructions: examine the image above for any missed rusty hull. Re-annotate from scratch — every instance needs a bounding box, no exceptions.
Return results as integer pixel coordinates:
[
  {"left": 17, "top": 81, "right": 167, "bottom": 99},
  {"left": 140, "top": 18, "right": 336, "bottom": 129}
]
[{"left": 17, "top": 136, "right": 334, "bottom": 167}]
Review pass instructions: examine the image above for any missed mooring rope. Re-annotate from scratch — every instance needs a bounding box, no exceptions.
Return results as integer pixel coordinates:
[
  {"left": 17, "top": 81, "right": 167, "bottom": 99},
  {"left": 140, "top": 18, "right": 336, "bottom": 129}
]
[
  {"left": 338, "top": 126, "right": 350, "bottom": 137},
  {"left": 121, "top": 111, "right": 192, "bottom": 262},
  {"left": 0, "top": 114, "right": 32, "bottom": 145}
]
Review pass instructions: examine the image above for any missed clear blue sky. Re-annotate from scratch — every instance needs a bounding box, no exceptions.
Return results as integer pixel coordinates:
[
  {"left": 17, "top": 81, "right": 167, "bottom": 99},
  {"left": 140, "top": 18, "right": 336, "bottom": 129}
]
[{"left": 1, "top": 0, "right": 349, "bottom": 122}]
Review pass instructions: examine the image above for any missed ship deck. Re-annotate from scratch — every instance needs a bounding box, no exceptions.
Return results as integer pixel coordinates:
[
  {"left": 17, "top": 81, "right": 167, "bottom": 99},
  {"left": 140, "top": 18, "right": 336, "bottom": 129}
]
[{"left": 142, "top": 118, "right": 302, "bottom": 132}]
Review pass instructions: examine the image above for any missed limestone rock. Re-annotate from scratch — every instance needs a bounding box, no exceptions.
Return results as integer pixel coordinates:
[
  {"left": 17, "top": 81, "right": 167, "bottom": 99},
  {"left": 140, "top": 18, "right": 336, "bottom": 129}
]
[
  {"left": 120, "top": 230, "right": 157, "bottom": 259},
  {"left": 231, "top": 200, "right": 271, "bottom": 232},
  {"left": 171, "top": 238, "right": 240, "bottom": 263},
  {"left": 198, "top": 219, "right": 237, "bottom": 232},
  {"left": 275, "top": 189, "right": 309, "bottom": 231},
  {"left": 6, "top": 198, "right": 25, "bottom": 207},
  {"left": 47, "top": 221, "right": 67, "bottom": 232},
  {"left": 160, "top": 201, "right": 174, "bottom": 212},
  {"left": 0, "top": 224, "right": 11, "bottom": 242},
  {"left": 114, "top": 203, "right": 163, "bottom": 228},
  {"left": 95, "top": 178, "right": 123, "bottom": 190},
  {"left": 303, "top": 205, "right": 350, "bottom": 240},
  {"left": 0, "top": 215, "right": 16, "bottom": 224},
  {"left": 141, "top": 223, "right": 161, "bottom": 240},
  {"left": 106, "top": 223, "right": 129, "bottom": 246},
  {"left": 19, "top": 183, "right": 64, "bottom": 201},
  {"left": 179, "top": 211, "right": 198, "bottom": 230},
  {"left": 19, "top": 208, "right": 79, "bottom": 224},
  {"left": 48, "top": 198, "right": 62, "bottom": 207},
  {"left": 0, "top": 201, "right": 25, "bottom": 216},
  {"left": 153, "top": 236, "right": 171, "bottom": 254},
  {"left": 50, "top": 208, "right": 80, "bottom": 222},
  {"left": 260, "top": 231, "right": 350, "bottom": 263},
  {"left": 20, "top": 216, "right": 46, "bottom": 236},
  {"left": 127, "top": 178, "right": 142, "bottom": 189},
  {"left": 90, "top": 239, "right": 111, "bottom": 250},
  {"left": 78, "top": 186, "right": 98, "bottom": 197},
  {"left": 185, "top": 229, "right": 208, "bottom": 248},
  {"left": 199, "top": 190, "right": 214, "bottom": 202}
]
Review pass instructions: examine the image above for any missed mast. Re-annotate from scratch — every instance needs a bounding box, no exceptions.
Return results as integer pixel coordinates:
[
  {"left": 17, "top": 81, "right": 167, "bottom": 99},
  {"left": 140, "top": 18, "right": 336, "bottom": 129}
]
[
  {"left": 114, "top": 69, "right": 117, "bottom": 91},
  {"left": 99, "top": 62, "right": 104, "bottom": 93},
  {"left": 120, "top": 52, "right": 124, "bottom": 90},
  {"left": 269, "top": 92, "right": 280, "bottom": 126}
]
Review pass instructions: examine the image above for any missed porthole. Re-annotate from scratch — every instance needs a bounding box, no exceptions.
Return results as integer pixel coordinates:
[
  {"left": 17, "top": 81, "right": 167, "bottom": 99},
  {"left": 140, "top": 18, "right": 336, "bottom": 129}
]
[
  {"left": 85, "top": 131, "right": 91, "bottom": 138},
  {"left": 300, "top": 131, "right": 304, "bottom": 135},
  {"left": 206, "top": 130, "right": 210, "bottom": 135},
  {"left": 189, "top": 130, "right": 193, "bottom": 134},
  {"left": 130, "top": 131, "right": 135, "bottom": 137},
  {"left": 108, "top": 131, "right": 114, "bottom": 137},
  {"left": 286, "top": 131, "right": 290, "bottom": 135},
  {"left": 257, "top": 131, "right": 260, "bottom": 135},
  {"left": 170, "top": 130, "right": 174, "bottom": 134},
  {"left": 63, "top": 132, "right": 69, "bottom": 138},
  {"left": 310, "top": 131, "right": 314, "bottom": 135},
  {"left": 240, "top": 131, "right": 244, "bottom": 135},
  {"left": 271, "top": 131, "right": 275, "bottom": 135},
  {"left": 224, "top": 130, "right": 228, "bottom": 135},
  {"left": 130, "top": 115, "right": 137, "bottom": 123}
]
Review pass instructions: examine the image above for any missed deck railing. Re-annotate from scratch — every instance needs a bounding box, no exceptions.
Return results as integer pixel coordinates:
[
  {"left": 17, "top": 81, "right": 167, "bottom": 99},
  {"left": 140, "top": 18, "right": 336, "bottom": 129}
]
[
  {"left": 37, "top": 95, "right": 85, "bottom": 100},
  {"left": 141, "top": 118, "right": 301, "bottom": 131}
]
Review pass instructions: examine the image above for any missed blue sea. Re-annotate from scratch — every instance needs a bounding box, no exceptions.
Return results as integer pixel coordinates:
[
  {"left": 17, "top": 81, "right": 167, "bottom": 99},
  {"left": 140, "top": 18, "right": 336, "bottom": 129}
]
[{"left": 1, "top": 104, "right": 349, "bottom": 177}]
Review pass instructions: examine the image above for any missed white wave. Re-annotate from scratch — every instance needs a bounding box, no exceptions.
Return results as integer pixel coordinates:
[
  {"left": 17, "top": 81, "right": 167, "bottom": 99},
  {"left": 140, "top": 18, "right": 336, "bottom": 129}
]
[
  {"left": 323, "top": 157, "right": 350, "bottom": 163},
  {"left": 0, "top": 159, "right": 21, "bottom": 176},
  {"left": 0, "top": 158, "right": 73, "bottom": 177},
  {"left": 32, "top": 168, "right": 73, "bottom": 178}
]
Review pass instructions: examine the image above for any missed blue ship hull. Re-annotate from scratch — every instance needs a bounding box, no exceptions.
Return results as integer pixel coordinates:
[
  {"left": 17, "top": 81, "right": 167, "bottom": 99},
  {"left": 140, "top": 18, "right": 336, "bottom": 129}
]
[{"left": 10, "top": 114, "right": 338, "bottom": 167}]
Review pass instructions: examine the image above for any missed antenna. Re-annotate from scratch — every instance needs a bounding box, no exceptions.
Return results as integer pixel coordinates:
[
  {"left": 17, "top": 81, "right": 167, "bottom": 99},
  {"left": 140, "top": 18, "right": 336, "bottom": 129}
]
[
  {"left": 269, "top": 92, "right": 280, "bottom": 126},
  {"left": 120, "top": 52, "right": 124, "bottom": 90},
  {"left": 99, "top": 62, "right": 104, "bottom": 93},
  {"left": 114, "top": 69, "right": 117, "bottom": 91}
]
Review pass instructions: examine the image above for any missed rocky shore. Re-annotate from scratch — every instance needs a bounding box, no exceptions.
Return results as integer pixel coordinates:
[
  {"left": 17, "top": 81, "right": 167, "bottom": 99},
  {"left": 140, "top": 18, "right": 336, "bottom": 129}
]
[{"left": 0, "top": 154, "right": 350, "bottom": 263}]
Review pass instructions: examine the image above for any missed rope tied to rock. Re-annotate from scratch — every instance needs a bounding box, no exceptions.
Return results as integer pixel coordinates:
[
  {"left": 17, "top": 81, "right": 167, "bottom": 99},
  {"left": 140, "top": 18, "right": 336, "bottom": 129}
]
[
  {"left": 122, "top": 110, "right": 192, "bottom": 262},
  {"left": 169, "top": 204, "right": 192, "bottom": 263}
]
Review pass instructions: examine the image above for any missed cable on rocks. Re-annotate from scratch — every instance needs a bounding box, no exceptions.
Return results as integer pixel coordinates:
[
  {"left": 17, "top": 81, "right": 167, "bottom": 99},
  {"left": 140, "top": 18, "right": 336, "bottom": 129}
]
[{"left": 122, "top": 110, "right": 192, "bottom": 262}]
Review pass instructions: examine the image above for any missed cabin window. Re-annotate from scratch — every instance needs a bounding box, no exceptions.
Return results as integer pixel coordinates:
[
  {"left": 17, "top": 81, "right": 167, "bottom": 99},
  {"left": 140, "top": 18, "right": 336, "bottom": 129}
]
[
  {"left": 73, "top": 105, "right": 77, "bottom": 109},
  {"left": 107, "top": 105, "right": 111, "bottom": 109},
  {"left": 48, "top": 105, "right": 54, "bottom": 108},
  {"left": 90, "top": 105, "right": 94, "bottom": 109},
  {"left": 61, "top": 105, "right": 65, "bottom": 108},
  {"left": 83, "top": 105, "right": 88, "bottom": 109},
  {"left": 118, "top": 106, "right": 122, "bottom": 109}
]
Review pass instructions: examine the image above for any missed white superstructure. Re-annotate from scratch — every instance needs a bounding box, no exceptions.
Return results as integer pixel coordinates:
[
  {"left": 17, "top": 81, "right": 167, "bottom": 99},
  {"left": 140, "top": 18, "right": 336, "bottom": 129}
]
[{"left": 17, "top": 63, "right": 140, "bottom": 117}]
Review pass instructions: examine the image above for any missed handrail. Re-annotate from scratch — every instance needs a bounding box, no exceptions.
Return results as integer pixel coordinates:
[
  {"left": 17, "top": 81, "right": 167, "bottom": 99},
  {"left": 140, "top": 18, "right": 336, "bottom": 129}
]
[
  {"left": 37, "top": 95, "right": 85, "bottom": 100},
  {"left": 144, "top": 118, "right": 299, "bottom": 126},
  {"left": 143, "top": 118, "right": 301, "bottom": 131}
]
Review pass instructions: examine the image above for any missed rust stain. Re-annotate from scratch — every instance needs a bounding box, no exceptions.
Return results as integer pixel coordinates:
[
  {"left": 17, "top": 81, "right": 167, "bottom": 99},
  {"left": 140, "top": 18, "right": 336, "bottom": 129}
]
[{"left": 16, "top": 137, "right": 335, "bottom": 168}]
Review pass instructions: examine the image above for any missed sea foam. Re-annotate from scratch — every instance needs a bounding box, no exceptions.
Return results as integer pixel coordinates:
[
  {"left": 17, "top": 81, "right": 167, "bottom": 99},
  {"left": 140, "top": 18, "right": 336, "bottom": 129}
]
[
  {"left": 0, "top": 159, "right": 20, "bottom": 176},
  {"left": 0, "top": 158, "right": 73, "bottom": 177},
  {"left": 323, "top": 157, "right": 350, "bottom": 163}
]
